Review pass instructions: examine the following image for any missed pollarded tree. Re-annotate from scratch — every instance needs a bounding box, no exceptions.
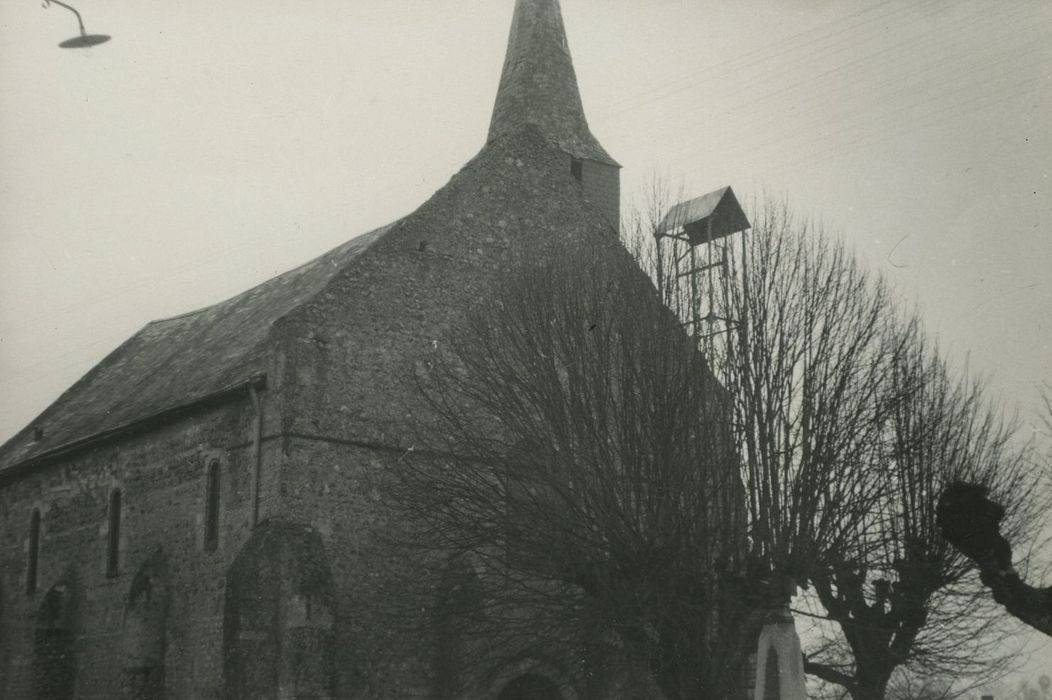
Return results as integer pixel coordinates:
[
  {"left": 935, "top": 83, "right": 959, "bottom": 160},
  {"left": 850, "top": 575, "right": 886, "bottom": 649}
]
[
  {"left": 391, "top": 239, "right": 754, "bottom": 700},
  {"left": 938, "top": 488, "right": 1052, "bottom": 637},
  {"left": 707, "top": 198, "right": 909, "bottom": 605},
  {"left": 634, "top": 192, "right": 1038, "bottom": 699},
  {"left": 636, "top": 194, "right": 910, "bottom": 606},
  {"left": 805, "top": 331, "right": 1039, "bottom": 700},
  {"left": 937, "top": 388, "right": 1052, "bottom": 638}
]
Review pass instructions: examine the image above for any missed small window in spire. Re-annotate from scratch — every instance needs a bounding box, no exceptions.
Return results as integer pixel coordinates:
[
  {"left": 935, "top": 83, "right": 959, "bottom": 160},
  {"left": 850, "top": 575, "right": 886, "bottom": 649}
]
[{"left": 570, "top": 158, "right": 583, "bottom": 183}]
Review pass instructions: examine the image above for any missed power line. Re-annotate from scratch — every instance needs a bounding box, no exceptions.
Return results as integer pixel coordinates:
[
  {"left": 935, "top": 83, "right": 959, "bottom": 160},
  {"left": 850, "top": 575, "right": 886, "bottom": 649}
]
[
  {"left": 2, "top": 3, "right": 1049, "bottom": 405},
  {"left": 657, "top": 29, "right": 1048, "bottom": 176},
  {"left": 607, "top": 5, "right": 1047, "bottom": 170},
  {"left": 758, "top": 72, "right": 1047, "bottom": 176},
  {"left": 593, "top": 0, "right": 930, "bottom": 118},
  {"left": 613, "top": 1, "right": 1026, "bottom": 137}
]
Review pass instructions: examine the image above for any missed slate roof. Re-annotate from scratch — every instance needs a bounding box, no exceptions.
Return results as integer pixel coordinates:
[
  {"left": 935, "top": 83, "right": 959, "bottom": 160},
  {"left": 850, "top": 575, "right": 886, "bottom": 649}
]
[
  {"left": 0, "top": 0, "right": 620, "bottom": 476},
  {"left": 488, "top": 0, "right": 618, "bottom": 167},
  {"left": 0, "top": 224, "right": 392, "bottom": 472}
]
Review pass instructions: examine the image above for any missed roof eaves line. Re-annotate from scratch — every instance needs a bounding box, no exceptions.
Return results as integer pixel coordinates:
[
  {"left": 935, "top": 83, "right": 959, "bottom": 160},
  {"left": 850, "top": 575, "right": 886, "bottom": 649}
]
[
  {"left": 0, "top": 373, "right": 267, "bottom": 484},
  {"left": 581, "top": 151, "right": 621, "bottom": 169},
  {"left": 147, "top": 223, "right": 400, "bottom": 327}
]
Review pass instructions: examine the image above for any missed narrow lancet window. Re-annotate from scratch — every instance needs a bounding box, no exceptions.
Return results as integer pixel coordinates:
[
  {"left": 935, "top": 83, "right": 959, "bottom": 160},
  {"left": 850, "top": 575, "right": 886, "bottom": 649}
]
[
  {"left": 27, "top": 509, "right": 41, "bottom": 595},
  {"left": 205, "top": 461, "right": 221, "bottom": 552},
  {"left": 107, "top": 489, "right": 122, "bottom": 578}
]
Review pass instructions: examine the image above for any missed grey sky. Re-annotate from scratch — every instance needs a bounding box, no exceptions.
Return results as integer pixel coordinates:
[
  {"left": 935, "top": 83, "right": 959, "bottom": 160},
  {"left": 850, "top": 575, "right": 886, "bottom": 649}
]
[{"left": 1, "top": 0, "right": 1050, "bottom": 682}]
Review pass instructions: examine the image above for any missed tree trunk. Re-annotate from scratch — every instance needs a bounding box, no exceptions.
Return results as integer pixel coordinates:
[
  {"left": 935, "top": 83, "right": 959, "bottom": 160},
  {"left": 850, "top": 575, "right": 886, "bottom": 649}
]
[
  {"left": 938, "top": 482, "right": 1052, "bottom": 637},
  {"left": 848, "top": 673, "right": 890, "bottom": 700}
]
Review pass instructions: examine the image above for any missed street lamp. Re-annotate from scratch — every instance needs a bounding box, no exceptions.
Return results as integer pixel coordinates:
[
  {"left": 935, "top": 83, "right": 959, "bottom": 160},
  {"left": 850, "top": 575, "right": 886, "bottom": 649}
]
[{"left": 43, "top": 0, "right": 110, "bottom": 48}]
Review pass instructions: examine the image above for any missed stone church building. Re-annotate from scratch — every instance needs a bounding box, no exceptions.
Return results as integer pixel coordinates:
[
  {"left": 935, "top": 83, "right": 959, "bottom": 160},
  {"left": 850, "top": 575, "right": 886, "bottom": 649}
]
[{"left": 0, "top": 1, "right": 670, "bottom": 697}]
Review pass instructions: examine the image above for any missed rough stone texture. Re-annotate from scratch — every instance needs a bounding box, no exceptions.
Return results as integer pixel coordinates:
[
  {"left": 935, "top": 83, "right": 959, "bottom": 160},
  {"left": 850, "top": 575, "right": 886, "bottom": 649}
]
[
  {"left": 120, "top": 548, "right": 168, "bottom": 699},
  {"left": 224, "top": 519, "right": 335, "bottom": 700},
  {"left": 0, "top": 228, "right": 386, "bottom": 476},
  {"left": 0, "top": 400, "right": 260, "bottom": 698},
  {"left": 277, "top": 128, "right": 631, "bottom": 447},
  {"left": 0, "top": 2, "right": 668, "bottom": 697},
  {"left": 33, "top": 568, "right": 77, "bottom": 700},
  {"left": 488, "top": 0, "right": 621, "bottom": 234},
  {"left": 580, "top": 159, "right": 620, "bottom": 232},
  {"left": 267, "top": 127, "right": 653, "bottom": 698},
  {"left": 488, "top": 0, "right": 617, "bottom": 166},
  {"left": 0, "top": 129, "right": 650, "bottom": 699}
]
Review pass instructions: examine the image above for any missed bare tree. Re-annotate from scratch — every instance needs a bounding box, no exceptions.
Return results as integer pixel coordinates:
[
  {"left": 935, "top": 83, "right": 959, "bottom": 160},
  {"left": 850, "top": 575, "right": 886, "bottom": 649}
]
[
  {"left": 636, "top": 192, "right": 1040, "bottom": 699},
  {"left": 937, "top": 454, "right": 1052, "bottom": 637},
  {"left": 806, "top": 332, "right": 1037, "bottom": 700},
  {"left": 392, "top": 239, "right": 753, "bottom": 699},
  {"left": 711, "top": 198, "right": 907, "bottom": 602},
  {"left": 391, "top": 185, "right": 1041, "bottom": 698},
  {"left": 635, "top": 194, "right": 909, "bottom": 603},
  {"left": 883, "top": 671, "right": 954, "bottom": 700},
  {"left": 934, "top": 386, "right": 1051, "bottom": 638}
]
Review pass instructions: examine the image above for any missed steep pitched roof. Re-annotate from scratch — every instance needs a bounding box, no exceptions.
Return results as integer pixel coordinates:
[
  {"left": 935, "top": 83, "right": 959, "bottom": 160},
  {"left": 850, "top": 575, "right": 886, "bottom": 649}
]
[
  {"left": 488, "top": 0, "right": 618, "bottom": 166},
  {"left": 658, "top": 186, "right": 751, "bottom": 244},
  {"left": 0, "top": 2, "right": 623, "bottom": 474},
  {"left": 0, "top": 225, "right": 391, "bottom": 472}
]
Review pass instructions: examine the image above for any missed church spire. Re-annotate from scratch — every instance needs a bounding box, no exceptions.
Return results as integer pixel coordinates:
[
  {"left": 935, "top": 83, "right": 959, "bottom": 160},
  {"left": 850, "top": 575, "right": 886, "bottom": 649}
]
[{"left": 488, "top": 0, "right": 618, "bottom": 167}]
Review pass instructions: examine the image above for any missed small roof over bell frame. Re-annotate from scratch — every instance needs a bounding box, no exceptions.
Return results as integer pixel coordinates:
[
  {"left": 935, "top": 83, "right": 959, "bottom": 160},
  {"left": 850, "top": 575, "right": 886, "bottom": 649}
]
[{"left": 657, "top": 186, "right": 750, "bottom": 245}]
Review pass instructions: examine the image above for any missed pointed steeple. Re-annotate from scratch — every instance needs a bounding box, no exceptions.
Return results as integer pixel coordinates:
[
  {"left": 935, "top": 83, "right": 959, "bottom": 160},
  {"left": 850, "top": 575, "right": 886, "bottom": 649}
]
[{"left": 488, "top": 0, "right": 618, "bottom": 167}]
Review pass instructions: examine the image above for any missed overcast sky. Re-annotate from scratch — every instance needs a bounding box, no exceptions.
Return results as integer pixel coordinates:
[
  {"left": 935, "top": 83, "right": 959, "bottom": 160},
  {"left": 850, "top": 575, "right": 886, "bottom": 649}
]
[{"left": 1, "top": 0, "right": 1050, "bottom": 682}]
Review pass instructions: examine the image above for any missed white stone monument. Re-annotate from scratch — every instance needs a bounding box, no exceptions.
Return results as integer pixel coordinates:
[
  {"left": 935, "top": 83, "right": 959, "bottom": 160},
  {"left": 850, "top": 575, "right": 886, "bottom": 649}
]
[{"left": 752, "top": 607, "right": 807, "bottom": 700}]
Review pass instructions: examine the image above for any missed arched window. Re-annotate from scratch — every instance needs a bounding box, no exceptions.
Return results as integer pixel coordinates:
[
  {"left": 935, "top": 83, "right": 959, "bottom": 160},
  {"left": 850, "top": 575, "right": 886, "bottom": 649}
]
[
  {"left": 570, "top": 157, "right": 583, "bottom": 183},
  {"left": 122, "top": 549, "right": 168, "bottom": 699},
  {"left": 204, "top": 461, "right": 221, "bottom": 552},
  {"left": 33, "top": 573, "right": 77, "bottom": 700},
  {"left": 27, "top": 509, "right": 41, "bottom": 595},
  {"left": 107, "top": 489, "right": 122, "bottom": 578},
  {"left": 224, "top": 522, "right": 335, "bottom": 699}
]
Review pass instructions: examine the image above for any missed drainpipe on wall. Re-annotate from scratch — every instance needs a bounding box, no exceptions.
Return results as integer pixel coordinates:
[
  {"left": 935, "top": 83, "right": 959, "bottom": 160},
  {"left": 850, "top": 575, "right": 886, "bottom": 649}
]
[{"left": 248, "top": 383, "right": 264, "bottom": 527}]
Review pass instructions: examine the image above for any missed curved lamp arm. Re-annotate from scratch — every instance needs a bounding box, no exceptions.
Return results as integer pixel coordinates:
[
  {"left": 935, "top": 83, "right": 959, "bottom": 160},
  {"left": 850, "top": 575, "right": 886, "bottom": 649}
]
[
  {"left": 42, "top": 0, "right": 110, "bottom": 48},
  {"left": 43, "top": 0, "right": 86, "bottom": 36}
]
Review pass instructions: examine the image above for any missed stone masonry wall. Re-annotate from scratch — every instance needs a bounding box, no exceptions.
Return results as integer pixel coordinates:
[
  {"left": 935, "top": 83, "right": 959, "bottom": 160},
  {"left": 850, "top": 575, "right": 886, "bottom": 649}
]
[
  {"left": 265, "top": 129, "right": 656, "bottom": 697},
  {"left": 0, "top": 129, "right": 638, "bottom": 700},
  {"left": 580, "top": 159, "right": 620, "bottom": 233},
  {"left": 0, "top": 397, "right": 261, "bottom": 699},
  {"left": 279, "top": 127, "right": 636, "bottom": 446}
]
